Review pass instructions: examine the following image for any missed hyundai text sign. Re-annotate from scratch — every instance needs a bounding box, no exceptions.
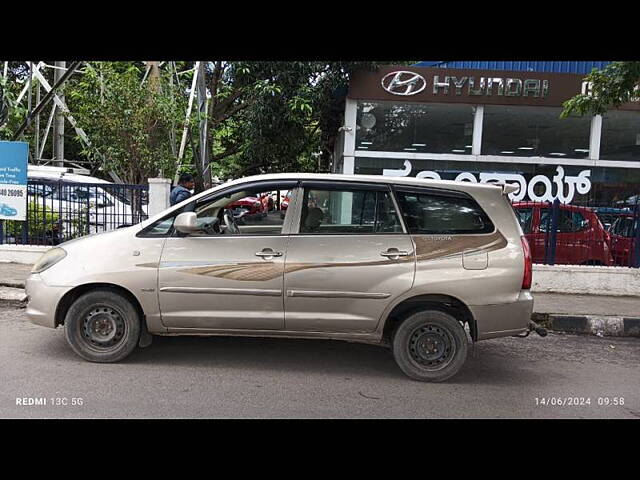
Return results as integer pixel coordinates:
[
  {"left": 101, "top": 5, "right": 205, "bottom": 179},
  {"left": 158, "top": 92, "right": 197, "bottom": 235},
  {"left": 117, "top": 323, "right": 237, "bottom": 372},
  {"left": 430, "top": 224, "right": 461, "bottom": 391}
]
[
  {"left": 351, "top": 66, "right": 640, "bottom": 109},
  {"left": 382, "top": 70, "right": 549, "bottom": 98},
  {"left": 0, "top": 141, "right": 28, "bottom": 221},
  {"left": 348, "top": 66, "right": 640, "bottom": 109}
]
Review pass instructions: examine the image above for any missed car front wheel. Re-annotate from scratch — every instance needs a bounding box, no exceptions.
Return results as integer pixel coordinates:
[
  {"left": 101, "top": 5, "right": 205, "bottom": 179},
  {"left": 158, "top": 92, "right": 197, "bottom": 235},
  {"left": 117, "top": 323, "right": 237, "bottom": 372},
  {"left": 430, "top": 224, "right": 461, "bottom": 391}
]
[
  {"left": 392, "top": 310, "right": 468, "bottom": 382},
  {"left": 64, "top": 289, "right": 141, "bottom": 363}
]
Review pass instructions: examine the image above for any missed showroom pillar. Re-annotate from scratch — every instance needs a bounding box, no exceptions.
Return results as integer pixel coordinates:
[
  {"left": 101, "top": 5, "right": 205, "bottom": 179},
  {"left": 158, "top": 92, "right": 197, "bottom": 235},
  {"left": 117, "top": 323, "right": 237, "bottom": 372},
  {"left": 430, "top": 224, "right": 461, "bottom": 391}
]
[{"left": 342, "top": 98, "right": 357, "bottom": 175}]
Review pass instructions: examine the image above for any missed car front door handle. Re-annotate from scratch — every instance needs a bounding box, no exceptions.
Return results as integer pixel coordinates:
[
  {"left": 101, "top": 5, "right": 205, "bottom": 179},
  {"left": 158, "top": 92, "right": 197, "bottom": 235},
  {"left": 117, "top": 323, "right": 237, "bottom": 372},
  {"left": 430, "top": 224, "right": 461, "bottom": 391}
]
[
  {"left": 255, "top": 249, "right": 283, "bottom": 258},
  {"left": 380, "top": 248, "right": 409, "bottom": 259}
]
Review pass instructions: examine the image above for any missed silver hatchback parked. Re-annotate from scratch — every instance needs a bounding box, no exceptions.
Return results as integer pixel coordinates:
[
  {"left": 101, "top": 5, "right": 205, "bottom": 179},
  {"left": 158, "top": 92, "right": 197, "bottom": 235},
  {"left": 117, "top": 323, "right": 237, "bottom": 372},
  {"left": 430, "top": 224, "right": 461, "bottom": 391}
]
[{"left": 26, "top": 173, "right": 534, "bottom": 382}]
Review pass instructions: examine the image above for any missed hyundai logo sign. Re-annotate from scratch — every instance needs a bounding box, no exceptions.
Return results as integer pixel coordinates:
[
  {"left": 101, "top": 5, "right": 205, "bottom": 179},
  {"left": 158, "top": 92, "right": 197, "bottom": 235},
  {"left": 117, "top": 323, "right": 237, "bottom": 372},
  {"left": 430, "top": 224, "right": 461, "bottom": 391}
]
[{"left": 381, "top": 71, "right": 427, "bottom": 96}]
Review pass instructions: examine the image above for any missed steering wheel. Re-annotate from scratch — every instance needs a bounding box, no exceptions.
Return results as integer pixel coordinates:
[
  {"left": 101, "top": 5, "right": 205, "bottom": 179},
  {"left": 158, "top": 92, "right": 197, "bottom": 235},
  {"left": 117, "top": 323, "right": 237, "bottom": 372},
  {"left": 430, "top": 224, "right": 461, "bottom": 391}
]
[
  {"left": 200, "top": 217, "right": 221, "bottom": 235},
  {"left": 222, "top": 208, "right": 241, "bottom": 234}
]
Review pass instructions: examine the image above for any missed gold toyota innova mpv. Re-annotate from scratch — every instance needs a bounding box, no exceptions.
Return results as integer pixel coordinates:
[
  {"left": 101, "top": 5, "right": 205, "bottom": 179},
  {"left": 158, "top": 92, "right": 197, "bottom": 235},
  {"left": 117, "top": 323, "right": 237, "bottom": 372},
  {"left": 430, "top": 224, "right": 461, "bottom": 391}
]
[{"left": 26, "top": 173, "right": 535, "bottom": 382}]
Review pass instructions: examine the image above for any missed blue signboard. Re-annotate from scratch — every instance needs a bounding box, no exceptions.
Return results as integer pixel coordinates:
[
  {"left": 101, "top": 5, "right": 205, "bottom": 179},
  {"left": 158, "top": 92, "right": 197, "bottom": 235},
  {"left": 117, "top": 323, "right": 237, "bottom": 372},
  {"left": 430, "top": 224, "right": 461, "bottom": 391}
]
[{"left": 0, "top": 141, "right": 29, "bottom": 221}]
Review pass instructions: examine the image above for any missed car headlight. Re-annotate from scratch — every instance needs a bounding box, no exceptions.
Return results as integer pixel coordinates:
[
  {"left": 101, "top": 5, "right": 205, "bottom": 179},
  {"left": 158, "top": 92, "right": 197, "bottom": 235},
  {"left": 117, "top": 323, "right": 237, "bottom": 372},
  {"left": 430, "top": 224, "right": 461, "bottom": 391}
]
[{"left": 31, "top": 248, "right": 67, "bottom": 274}]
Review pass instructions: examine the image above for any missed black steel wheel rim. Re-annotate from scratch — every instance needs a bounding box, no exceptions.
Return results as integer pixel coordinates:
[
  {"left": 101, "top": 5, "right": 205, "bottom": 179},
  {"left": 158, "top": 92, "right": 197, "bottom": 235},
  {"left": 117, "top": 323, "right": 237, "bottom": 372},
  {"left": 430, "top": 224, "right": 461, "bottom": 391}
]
[
  {"left": 408, "top": 323, "right": 456, "bottom": 371},
  {"left": 81, "top": 305, "right": 127, "bottom": 351}
]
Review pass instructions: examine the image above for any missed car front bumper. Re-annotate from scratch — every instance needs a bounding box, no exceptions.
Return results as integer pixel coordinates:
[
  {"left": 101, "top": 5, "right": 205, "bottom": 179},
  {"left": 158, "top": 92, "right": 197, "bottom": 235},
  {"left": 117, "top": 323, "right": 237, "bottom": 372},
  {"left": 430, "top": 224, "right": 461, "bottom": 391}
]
[
  {"left": 470, "top": 290, "right": 534, "bottom": 340},
  {"left": 25, "top": 274, "right": 72, "bottom": 329}
]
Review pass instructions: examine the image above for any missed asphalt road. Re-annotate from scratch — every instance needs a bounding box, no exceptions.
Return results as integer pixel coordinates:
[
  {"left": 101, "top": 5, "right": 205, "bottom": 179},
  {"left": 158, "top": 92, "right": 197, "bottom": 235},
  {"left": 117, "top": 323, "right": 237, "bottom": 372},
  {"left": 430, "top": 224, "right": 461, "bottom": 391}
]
[{"left": 1, "top": 305, "right": 639, "bottom": 419}]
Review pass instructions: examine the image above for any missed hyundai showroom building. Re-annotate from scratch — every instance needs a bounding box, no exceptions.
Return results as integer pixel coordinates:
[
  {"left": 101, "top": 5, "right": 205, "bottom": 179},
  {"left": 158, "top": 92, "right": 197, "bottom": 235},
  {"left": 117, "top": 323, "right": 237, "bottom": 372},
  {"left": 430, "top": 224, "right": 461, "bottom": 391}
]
[{"left": 333, "top": 61, "right": 640, "bottom": 210}]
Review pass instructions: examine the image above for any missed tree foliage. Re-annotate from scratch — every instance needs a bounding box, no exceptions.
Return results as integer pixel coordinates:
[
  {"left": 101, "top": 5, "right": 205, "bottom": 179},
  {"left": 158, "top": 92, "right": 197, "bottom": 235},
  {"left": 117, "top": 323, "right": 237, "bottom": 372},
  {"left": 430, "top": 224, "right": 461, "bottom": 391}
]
[
  {"left": 561, "top": 61, "right": 640, "bottom": 118},
  {"left": 0, "top": 63, "right": 30, "bottom": 140},
  {"left": 201, "top": 61, "right": 383, "bottom": 183},
  {"left": 66, "top": 62, "right": 187, "bottom": 185},
  {"left": 2, "top": 61, "right": 400, "bottom": 188}
]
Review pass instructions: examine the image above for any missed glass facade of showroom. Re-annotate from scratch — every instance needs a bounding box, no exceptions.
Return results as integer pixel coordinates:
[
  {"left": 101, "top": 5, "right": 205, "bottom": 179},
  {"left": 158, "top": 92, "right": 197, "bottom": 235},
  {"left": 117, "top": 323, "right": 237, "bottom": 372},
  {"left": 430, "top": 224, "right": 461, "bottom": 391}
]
[
  {"left": 354, "top": 101, "right": 640, "bottom": 162},
  {"left": 336, "top": 66, "right": 640, "bottom": 208}
]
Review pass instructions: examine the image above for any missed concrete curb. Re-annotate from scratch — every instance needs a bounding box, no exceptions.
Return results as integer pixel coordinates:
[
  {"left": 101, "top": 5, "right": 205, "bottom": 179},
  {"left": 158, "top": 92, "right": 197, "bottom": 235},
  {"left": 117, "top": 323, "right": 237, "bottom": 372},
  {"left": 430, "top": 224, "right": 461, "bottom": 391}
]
[
  {"left": 534, "top": 313, "right": 640, "bottom": 337},
  {"left": 0, "top": 286, "right": 27, "bottom": 306},
  {"left": 0, "top": 280, "right": 25, "bottom": 289}
]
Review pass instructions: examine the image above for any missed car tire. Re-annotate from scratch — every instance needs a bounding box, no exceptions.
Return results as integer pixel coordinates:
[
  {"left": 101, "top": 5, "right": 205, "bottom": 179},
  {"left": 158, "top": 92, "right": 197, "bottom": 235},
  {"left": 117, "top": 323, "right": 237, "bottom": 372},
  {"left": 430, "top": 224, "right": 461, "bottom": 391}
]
[
  {"left": 64, "top": 289, "right": 141, "bottom": 363},
  {"left": 392, "top": 310, "right": 468, "bottom": 382}
]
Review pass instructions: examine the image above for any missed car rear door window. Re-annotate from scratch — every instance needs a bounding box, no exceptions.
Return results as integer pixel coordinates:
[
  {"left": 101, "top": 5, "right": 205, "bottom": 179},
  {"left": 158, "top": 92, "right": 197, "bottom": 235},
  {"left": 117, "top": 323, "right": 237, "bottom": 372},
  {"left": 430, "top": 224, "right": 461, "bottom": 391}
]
[
  {"left": 395, "top": 189, "right": 494, "bottom": 235},
  {"left": 299, "top": 187, "right": 402, "bottom": 234}
]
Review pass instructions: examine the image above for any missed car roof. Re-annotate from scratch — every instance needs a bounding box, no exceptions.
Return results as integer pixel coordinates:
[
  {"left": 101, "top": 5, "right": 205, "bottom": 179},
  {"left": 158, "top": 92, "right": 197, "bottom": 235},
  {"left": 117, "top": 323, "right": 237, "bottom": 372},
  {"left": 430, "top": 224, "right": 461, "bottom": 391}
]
[
  {"left": 220, "top": 173, "right": 505, "bottom": 194},
  {"left": 136, "top": 172, "right": 511, "bottom": 226},
  {"left": 28, "top": 171, "right": 111, "bottom": 184}
]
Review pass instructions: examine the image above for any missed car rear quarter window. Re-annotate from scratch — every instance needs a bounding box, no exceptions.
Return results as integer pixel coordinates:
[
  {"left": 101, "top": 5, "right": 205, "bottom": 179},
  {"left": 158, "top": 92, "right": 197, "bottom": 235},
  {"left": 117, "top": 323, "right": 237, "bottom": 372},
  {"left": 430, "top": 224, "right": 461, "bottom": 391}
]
[{"left": 395, "top": 189, "right": 494, "bottom": 235}]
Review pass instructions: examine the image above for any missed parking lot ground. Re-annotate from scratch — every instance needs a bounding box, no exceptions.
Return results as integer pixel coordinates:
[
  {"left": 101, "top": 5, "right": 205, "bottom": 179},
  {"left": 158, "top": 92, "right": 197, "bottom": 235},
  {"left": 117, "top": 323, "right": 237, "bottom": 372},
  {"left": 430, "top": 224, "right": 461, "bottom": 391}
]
[{"left": 1, "top": 305, "right": 639, "bottom": 419}]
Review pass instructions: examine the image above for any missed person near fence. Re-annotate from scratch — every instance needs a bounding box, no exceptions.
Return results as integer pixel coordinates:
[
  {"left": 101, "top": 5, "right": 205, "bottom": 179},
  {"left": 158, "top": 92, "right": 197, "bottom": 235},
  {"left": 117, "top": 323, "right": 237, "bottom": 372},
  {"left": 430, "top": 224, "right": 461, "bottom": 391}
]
[{"left": 170, "top": 174, "right": 195, "bottom": 206}]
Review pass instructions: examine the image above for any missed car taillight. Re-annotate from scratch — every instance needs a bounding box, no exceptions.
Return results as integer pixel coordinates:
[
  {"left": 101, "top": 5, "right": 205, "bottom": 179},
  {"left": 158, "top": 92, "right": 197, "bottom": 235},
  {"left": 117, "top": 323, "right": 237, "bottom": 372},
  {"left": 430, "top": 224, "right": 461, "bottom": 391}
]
[{"left": 521, "top": 235, "right": 532, "bottom": 290}]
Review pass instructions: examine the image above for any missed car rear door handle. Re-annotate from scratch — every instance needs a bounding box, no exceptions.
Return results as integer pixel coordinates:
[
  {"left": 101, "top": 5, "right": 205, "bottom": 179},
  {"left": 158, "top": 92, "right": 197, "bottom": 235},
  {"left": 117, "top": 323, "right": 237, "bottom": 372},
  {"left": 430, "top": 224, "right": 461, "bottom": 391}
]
[
  {"left": 380, "top": 248, "right": 409, "bottom": 259},
  {"left": 255, "top": 249, "right": 283, "bottom": 258}
]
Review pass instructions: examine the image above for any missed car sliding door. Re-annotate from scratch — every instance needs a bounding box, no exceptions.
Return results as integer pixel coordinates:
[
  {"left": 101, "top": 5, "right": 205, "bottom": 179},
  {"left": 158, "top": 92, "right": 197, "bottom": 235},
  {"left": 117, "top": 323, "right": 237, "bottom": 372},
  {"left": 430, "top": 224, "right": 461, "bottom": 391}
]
[{"left": 283, "top": 181, "right": 414, "bottom": 333}]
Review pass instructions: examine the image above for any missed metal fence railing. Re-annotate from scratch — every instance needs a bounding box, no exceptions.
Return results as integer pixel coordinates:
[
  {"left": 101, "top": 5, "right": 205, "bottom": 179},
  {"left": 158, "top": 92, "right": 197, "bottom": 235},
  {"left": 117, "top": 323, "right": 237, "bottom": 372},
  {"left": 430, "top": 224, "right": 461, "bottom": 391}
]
[
  {"left": 512, "top": 198, "right": 640, "bottom": 268},
  {"left": 0, "top": 180, "right": 149, "bottom": 246}
]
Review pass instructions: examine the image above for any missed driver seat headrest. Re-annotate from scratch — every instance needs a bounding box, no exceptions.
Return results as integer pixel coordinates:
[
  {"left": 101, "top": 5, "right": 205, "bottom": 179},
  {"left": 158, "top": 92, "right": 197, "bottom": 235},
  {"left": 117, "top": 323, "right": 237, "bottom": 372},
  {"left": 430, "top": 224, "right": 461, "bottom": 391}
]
[{"left": 303, "top": 207, "right": 324, "bottom": 232}]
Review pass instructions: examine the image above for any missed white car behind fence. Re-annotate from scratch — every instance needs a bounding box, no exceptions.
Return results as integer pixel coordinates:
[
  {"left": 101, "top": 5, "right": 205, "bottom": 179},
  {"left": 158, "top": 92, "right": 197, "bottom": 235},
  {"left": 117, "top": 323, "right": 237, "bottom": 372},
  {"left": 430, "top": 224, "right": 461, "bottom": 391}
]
[{"left": 0, "top": 166, "right": 149, "bottom": 245}]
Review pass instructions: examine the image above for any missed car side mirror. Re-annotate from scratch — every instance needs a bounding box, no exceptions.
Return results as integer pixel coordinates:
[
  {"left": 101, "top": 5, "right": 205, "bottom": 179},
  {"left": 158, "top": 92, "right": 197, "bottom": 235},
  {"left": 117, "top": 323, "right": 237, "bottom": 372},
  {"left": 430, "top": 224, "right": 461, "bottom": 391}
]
[{"left": 174, "top": 212, "right": 199, "bottom": 234}]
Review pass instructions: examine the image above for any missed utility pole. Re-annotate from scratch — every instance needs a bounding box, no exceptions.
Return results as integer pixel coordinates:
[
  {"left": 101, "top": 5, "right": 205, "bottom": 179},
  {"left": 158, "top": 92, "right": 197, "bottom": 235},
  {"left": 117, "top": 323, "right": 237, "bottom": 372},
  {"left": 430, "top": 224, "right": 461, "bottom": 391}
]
[
  {"left": 196, "top": 61, "right": 209, "bottom": 190},
  {"left": 174, "top": 62, "right": 200, "bottom": 185},
  {"left": 52, "top": 61, "right": 66, "bottom": 167},
  {"left": 34, "top": 69, "right": 41, "bottom": 162}
]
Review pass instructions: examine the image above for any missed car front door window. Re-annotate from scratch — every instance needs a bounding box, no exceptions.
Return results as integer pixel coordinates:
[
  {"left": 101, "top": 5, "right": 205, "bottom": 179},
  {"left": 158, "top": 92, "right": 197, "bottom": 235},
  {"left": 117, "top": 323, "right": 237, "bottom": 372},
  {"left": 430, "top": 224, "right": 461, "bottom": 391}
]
[{"left": 192, "top": 187, "right": 292, "bottom": 236}]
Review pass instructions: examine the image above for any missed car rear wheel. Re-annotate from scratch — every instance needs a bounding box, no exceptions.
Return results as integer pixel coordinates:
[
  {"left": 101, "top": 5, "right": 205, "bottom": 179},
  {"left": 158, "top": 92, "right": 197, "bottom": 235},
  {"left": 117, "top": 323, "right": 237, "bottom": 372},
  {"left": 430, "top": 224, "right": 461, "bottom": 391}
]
[
  {"left": 392, "top": 310, "right": 468, "bottom": 382},
  {"left": 64, "top": 289, "right": 141, "bottom": 363}
]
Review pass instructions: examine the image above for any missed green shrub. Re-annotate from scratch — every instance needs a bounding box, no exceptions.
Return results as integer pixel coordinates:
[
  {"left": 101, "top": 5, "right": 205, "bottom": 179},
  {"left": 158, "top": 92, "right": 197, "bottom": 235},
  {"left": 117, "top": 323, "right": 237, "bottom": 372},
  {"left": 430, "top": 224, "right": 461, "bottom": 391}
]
[
  {"left": 4, "top": 202, "right": 60, "bottom": 238},
  {"left": 71, "top": 205, "right": 90, "bottom": 237}
]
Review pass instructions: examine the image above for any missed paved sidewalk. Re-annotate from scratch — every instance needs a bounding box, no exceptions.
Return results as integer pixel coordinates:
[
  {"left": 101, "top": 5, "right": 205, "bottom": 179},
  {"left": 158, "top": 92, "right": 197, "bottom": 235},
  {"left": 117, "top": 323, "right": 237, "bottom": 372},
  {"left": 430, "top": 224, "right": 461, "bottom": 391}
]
[{"left": 1, "top": 262, "right": 638, "bottom": 336}]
